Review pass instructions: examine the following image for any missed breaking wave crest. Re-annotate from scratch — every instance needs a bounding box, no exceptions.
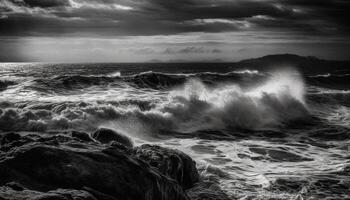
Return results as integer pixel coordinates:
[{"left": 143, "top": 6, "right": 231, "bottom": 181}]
[
  {"left": 151, "top": 69, "right": 309, "bottom": 132},
  {"left": 0, "top": 69, "right": 310, "bottom": 134}
]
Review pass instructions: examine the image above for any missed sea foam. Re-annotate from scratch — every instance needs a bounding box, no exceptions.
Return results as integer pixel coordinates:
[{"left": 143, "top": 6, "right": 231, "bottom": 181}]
[{"left": 148, "top": 68, "right": 309, "bottom": 132}]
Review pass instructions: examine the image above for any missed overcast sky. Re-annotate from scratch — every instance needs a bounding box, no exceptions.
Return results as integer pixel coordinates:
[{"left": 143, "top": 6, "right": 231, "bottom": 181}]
[{"left": 0, "top": 0, "right": 349, "bottom": 62}]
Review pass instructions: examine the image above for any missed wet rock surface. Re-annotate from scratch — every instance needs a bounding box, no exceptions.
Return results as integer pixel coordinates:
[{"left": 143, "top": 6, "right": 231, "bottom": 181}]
[
  {"left": 186, "top": 181, "right": 231, "bottom": 200},
  {"left": 0, "top": 132, "right": 193, "bottom": 200},
  {"left": 71, "top": 130, "right": 94, "bottom": 142},
  {"left": 92, "top": 128, "right": 133, "bottom": 147},
  {"left": 0, "top": 185, "right": 97, "bottom": 200},
  {"left": 134, "top": 144, "right": 199, "bottom": 190}
]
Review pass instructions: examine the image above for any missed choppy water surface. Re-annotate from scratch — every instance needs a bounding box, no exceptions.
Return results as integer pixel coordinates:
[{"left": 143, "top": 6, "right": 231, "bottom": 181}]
[{"left": 0, "top": 63, "right": 349, "bottom": 199}]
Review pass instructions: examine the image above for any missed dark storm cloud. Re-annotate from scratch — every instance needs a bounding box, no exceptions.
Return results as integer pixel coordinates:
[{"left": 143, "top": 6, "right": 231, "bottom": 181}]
[
  {"left": 0, "top": 0, "right": 349, "bottom": 36},
  {"left": 282, "top": 0, "right": 350, "bottom": 26},
  {"left": 22, "top": 0, "right": 70, "bottom": 8},
  {"left": 163, "top": 47, "right": 223, "bottom": 54},
  {"left": 140, "top": 0, "right": 286, "bottom": 20}
]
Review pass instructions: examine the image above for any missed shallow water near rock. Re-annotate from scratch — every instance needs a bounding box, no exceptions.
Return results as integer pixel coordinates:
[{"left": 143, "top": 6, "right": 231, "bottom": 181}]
[{"left": 1, "top": 62, "right": 350, "bottom": 199}]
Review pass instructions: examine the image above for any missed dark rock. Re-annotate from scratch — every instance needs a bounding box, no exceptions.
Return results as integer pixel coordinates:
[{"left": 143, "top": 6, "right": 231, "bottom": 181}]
[
  {"left": 0, "top": 133, "right": 36, "bottom": 152},
  {"left": 92, "top": 128, "right": 133, "bottom": 147},
  {"left": 0, "top": 134, "right": 189, "bottom": 200},
  {"left": 82, "top": 186, "right": 117, "bottom": 200},
  {"left": 1, "top": 132, "right": 21, "bottom": 145},
  {"left": 71, "top": 131, "right": 94, "bottom": 142},
  {"left": 5, "top": 182, "right": 24, "bottom": 191},
  {"left": 186, "top": 181, "right": 231, "bottom": 200},
  {"left": 0, "top": 186, "right": 97, "bottom": 200},
  {"left": 134, "top": 144, "right": 199, "bottom": 189},
  {"left": 102, "top": 142, "right": 130, "bottom": 155}
]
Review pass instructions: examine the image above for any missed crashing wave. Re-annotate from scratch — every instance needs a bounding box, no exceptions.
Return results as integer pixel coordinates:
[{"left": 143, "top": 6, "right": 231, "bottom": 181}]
[
  {"left": 151, "top": 68, "right": 309, "bottom": 132},
  {"left": 0, "top": 69, "right": 310, "bottom": 134}
]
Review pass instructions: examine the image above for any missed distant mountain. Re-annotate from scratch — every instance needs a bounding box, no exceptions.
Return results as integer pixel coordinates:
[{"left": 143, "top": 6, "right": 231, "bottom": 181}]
[
  {"left": 236, "top": 54, "right": 350, "bottom": 75},
  {"left": 146, "top": 59, "right": 163, "bottom": 63}
]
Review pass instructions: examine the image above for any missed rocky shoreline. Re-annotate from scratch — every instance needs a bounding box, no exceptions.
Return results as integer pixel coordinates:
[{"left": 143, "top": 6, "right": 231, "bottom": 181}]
[{"left": 0, "top": 128, "right": 230, "bottom": 200}]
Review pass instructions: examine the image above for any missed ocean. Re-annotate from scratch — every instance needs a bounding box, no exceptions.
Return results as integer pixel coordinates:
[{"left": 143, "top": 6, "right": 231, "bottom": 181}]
[{"left": 1, "top": 60, "right": 350, "bottom": 199}]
